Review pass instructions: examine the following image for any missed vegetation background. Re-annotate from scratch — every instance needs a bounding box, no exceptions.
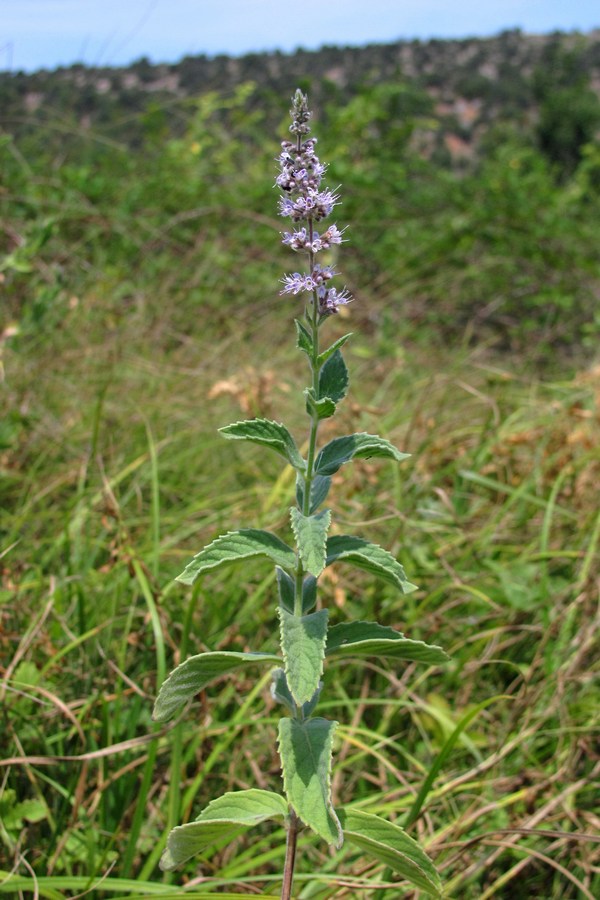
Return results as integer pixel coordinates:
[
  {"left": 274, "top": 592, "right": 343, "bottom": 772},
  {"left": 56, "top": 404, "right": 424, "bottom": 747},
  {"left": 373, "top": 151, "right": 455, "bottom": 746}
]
[{"left": 1, "top": 27, "right": 599, "bottom": 899}]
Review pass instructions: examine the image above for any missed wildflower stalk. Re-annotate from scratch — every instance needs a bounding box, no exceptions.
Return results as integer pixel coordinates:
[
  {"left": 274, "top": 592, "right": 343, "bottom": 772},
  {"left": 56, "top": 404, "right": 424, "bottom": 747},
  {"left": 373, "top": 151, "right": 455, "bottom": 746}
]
[{"left": 151, "top": 90, "right": 447, "bottom": 900}]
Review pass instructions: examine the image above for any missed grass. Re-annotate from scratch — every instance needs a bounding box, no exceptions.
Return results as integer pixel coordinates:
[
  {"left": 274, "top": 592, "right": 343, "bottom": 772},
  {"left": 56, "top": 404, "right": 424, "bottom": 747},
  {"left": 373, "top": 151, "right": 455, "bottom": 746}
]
[
  {"left": 2, "top": 281, "right": 599, "bottom": 897},
  {"left": 1, "top": 86, "right": 599, "bottom": 896}
]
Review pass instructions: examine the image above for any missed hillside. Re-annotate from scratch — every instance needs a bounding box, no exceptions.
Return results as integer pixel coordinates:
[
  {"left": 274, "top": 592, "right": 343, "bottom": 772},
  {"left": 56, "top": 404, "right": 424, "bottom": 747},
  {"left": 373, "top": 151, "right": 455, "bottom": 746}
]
[{"left": 1, "top": 28, "right": 600, "bottom": 165}]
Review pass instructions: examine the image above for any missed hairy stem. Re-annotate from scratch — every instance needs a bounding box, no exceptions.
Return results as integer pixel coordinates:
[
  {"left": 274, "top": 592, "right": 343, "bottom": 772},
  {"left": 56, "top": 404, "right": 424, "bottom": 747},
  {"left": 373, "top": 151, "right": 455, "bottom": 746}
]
[{"left": 281, "top": 810, "right": 300, "bottom": 900}]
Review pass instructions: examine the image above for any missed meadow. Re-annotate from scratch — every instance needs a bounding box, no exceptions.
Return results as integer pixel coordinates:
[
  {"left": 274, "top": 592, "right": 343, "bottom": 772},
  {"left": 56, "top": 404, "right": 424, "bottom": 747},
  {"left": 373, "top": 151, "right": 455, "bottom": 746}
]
[{"left": 1, "top": 82, "right": 599, "bottom": 897}]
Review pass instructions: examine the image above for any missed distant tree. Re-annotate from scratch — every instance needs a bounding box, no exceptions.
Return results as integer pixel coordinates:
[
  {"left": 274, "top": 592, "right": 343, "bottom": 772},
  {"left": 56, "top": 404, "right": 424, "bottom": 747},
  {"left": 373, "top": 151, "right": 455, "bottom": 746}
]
[
  {"left": 532, "top": 43, "right": 600, "bottom": 175},
  {"left": 537, "top": 86, "right": 600, "bottom": 174}
]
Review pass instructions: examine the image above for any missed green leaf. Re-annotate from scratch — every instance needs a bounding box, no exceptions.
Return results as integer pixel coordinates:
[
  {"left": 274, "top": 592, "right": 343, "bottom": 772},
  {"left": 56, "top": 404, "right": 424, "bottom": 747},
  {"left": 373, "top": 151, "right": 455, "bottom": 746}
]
[
  {"left": 318, "top": 349, "right": 349, "bottom": 404},
  {"left": 296, "top": 473, "right": 332, "bottom": 514},
  {"left": 326, "top": 535, "right": 417, "bottom": 594},
  {"left": 290, "top": 507, "right": 331, "bottom": 577},
  {"left": 278, "top": 717, "right": 342, "bottom": 847},
  {"left": 278, "top": 607, "right": 328, "bottom": 705},
  {"left": 276, "top": 566, "right": 295, "bottom": 613},
  {"left": 315, "top": 433, "right": 410, "bottom": 476},
  {"left": 160, "top": 789, "right": 288, "bottom": 871},
  {"left": 295, "top": 318, "right": 313, "bottom": 357},
  {"left": 317, "top": 332, "right": 353, "bottom": 366},
  {"left": 302, "top": 574, "right": 317, "bottom": 613},
  {"left": 153, "top": 650, "right": 281, "bottom": 722},
  {"left": 339, "top": 808, "right": 442, "bottom": 898},
  {"left": 219, "top": 419, "right": 305, "bottom": 471},
  {"left": 271, "top": 667, "right": 322, "bottom": 717},
  {"left": 304, "top": 388, "right": 337, "bottom": 420},
  {"left": 326, "top": 621, "right": 449, "bottom": 665},
  {"left": 176, "top": 529, "right": 296, "bottom": 585}
]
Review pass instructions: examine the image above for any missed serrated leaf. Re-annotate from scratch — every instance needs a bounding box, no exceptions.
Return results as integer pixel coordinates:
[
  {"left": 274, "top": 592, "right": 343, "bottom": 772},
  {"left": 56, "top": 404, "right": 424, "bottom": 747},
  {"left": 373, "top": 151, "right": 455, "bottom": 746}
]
[
  {"left": 176, "top": 529, "right": 296, "bottom": 585},
  {"left": 295, "top": 318, "right": 314, "bottom": 357},
  {"left": 304, "top": 388, "right": 337, "bottom": 420},
  {"left": 290, "top": 507, "right": 331, "bottom": 577},
  {"left": 279, "top": 607, "right": 328, "bottom": 705},
  {"left": 296, "top": 473, "right": 332, "bottom": 514},
  {"left": 318, "top": 349, "right": 349, "bottom": 404},
  {"left": 153, "top": 651, "right": 281, "bottom": 722},
  {"left": 317, "top": 332, "right": 353, "bottom": 366},
  {"left": 326, "top": 621, "right": 449, "bottom": 665},
  {"left": 271, "top": 668, "right": 322, "bottom": 717},
  {"left": 326, "top": 535, "right": 417, "bottom": 594},
  {"left": 315, "top": 433, "right": 410, "bottom": 476},
  {"left": 219, "top": 419, "right": 305, "bottom": 471},
  {"left": 160, "top": 789, "right": 288, "bottom": 870},
  {"left": 339, "top": 808, "right": 442, "bottom": 897},
  {"left": 278, "top": 717, "right": 342, "bottom": 847},
  {"left": 276, "top": 566, "right": 295, "bottom": 613}
]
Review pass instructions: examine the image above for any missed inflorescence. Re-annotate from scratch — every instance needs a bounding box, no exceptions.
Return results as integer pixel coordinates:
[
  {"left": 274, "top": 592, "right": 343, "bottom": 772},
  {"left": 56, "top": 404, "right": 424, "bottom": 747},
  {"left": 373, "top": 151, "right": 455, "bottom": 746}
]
[{"left": 277, "top": 90, "right": 352, "bottom": 317}]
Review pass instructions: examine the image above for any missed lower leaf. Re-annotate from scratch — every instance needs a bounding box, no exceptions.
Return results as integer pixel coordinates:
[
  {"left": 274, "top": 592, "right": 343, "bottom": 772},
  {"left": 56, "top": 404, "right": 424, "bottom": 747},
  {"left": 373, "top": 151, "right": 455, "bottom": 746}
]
[
  {"left": 153, "top": 650, "right": 281, "bottom": 723},
  {"left": 278, "top": 717, "right": 342, "bottom": 848},
  {"left": 339, "top": 808, "right": 443, "bottom": 898},
  {"left": 160, "top": 789, "right": 288, "bottom": 871}
]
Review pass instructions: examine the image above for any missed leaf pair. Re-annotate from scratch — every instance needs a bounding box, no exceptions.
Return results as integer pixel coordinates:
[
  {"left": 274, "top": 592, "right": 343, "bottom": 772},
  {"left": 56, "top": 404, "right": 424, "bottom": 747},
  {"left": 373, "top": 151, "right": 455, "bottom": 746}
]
[
  {"left": 295, "top": 319, "right": 352, "bottom": 369},
  {"left": 305, "top": 348, "right": 349, "bottom": 420},
  {"left": 152, "top": 623, "right": 448, "bottom": 723},
  {"left": 160, "top": 789, "right": 443, "bottom": 897},
  {"left": 220, "top": 415, "right": 410, "bottom": 480},
  {"left": 176, "top": 529, "right": 417, "bottom": 596}
]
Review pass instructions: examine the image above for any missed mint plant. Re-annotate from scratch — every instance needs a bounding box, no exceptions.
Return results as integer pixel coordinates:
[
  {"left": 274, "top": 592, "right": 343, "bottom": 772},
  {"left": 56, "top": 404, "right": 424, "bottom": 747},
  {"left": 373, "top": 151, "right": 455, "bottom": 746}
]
[{"left": 153, "top": 90, "right": 447, "bottom": 898}]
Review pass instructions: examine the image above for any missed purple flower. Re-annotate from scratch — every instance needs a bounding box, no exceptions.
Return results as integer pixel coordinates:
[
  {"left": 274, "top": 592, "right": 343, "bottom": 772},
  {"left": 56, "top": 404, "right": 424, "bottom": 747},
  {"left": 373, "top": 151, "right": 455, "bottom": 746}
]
[
  {"left": 278, "top": 189, "right": 340, "bottom": 223},
  {"left": 317, "top": 286, "right": 353, "bottom": 316},
  {"left": 277, "top": 90, "right": 352, "bottom": 316},
  {"left": 280, "top": 273, "right": 314, "bottom": 295},
  {"left": 282, "top": 224, "right": 346, "bottom": 254}
]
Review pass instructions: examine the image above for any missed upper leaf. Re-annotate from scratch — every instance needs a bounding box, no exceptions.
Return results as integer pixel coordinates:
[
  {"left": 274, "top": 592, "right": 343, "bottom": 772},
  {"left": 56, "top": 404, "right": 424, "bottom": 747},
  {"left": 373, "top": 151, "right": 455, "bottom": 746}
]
[
  {"left": 290, "top": 507, "right": 331, "bottom": 577},
  {"left": 326, "top": 535, "right": 417, "bottom": 594},
  {"left": 317, "top": 332, "right": 353, "bottom": 367},
  {"left": 305, "top": 389, "right": 337, "bottom": 421},
  {"left": 295, "top": 318, "right": 314, "bottom": 358},
  {"left": 279, "top": 607, "right": 329, "bottom": 705},
  {"left": 160, "top": 789, "right": 288, "bottom": 870},
  {"left": 153, "top": 650, "right": 281, "bottom": 722},
  {"left": 176, "top": 529, "right": 296, "bottom": 585},
  {"left": 318, "top": 349, "right": 349, "bottom": 405},
  {"left": 219, "top": 419, "right": 305, "bottom": 471},
  {"left": 315, "top": 433, "right": 410, "bottom": 476},
  {"left": 339, "top": 808, "right": 443, "bottom": 898},
  {"left": 326, "top": 621, "right": 449, "bottom": 665},
  {"left": 278, "top": 717, "right": 342, "bottom": 847}
]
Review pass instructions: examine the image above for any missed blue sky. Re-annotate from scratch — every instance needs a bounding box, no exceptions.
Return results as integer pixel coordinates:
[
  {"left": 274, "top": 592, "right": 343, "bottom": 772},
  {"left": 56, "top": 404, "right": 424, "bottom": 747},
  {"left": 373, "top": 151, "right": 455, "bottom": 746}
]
[{"left": 1, "top": 0, "right": 599, "bottom": 73}]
